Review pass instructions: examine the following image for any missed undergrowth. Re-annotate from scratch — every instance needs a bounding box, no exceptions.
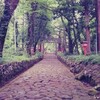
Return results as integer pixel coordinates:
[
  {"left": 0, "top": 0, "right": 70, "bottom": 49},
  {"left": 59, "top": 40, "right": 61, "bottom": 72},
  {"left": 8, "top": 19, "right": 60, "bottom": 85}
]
[
  {"left": 57, "top": 52, "right": 100, "bottom": 64},
  {"left": 1, "top": 48, "right": 43, "bottom": 64}
]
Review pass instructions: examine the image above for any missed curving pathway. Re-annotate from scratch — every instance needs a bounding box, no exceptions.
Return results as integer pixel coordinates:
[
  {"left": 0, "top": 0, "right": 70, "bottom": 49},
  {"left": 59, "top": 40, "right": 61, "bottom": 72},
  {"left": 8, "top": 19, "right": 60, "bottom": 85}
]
[{"left": 0, "top": 54, "right": 96, "bottom": 100}]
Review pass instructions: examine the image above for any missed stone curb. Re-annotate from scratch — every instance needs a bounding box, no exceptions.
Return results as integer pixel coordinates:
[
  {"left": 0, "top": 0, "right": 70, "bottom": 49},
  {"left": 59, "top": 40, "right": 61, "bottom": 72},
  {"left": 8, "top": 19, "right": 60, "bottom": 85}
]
[
  {"left": 0, "top": 56, "right": 43, "bottom": 87},
  {"left": 57, "top": 55, "right": 100, "bottom": 86}
]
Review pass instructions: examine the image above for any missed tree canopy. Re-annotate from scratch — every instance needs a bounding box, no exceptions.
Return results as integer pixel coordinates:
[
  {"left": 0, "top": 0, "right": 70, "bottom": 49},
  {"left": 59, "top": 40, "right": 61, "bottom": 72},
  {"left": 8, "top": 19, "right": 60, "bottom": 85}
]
[{"left": 0, "top": 0, "right": 100, "bottom": 58}]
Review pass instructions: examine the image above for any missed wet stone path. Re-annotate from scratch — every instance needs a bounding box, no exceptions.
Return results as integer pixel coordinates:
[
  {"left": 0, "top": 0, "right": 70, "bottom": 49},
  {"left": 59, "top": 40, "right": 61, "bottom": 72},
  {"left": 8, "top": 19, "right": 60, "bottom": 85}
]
[{"left": 0, "top": 54, "right": 96, "bottom": 100}]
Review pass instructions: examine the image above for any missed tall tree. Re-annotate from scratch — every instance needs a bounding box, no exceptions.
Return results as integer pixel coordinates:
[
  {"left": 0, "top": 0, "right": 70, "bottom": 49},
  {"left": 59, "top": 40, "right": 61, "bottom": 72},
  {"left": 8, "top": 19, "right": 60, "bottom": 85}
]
[
  {"left": 81, "top": 0, "right": 91, "bottom": 54},
  {"left": 0, "top": 0, "right": 19, "bottom": 57},
  {"left": 54, "top": 0, "right": 82, "bottom": 54},
  {"left": 96, "top": 0, "right": 100, "bottom": 52},
  {"left": 26, "top": 1, "right": 51, "bottom": 55},
  {"left": 15, "top": 21, "right": 19, "bottom": 48}
]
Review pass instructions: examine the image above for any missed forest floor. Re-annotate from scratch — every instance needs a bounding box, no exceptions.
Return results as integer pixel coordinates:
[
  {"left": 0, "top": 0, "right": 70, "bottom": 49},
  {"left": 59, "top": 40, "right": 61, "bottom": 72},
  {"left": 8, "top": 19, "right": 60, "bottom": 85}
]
[{"left": 0, "top": 54, "right": 96, "bottom": 100}]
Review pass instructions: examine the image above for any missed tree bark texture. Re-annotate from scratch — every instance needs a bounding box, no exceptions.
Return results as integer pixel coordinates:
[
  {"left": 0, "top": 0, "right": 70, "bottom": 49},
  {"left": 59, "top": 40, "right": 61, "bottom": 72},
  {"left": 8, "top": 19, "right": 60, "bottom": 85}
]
[{"left": 0, "top": 0, "right": 19, "bottom": 57}]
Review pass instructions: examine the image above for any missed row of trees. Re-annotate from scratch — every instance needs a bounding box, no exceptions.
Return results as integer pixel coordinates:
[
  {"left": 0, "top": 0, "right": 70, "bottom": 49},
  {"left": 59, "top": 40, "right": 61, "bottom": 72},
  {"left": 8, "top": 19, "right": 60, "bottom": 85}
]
[
  {"left": 0, "top": 0, "right": 53, "bottom": 57},
  {"left": 26, "top": 2, "right": 51, "bottom": 55},
  {"left": 53, "top": 0, "right": 100, "bottom": 54},
  {"left": 0, "top": 0, "right": 100, "bottom": 57}
]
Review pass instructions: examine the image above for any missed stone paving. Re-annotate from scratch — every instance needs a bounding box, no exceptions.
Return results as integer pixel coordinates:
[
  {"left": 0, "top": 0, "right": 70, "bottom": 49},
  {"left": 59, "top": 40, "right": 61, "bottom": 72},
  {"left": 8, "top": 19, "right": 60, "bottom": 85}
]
[{"left": 0, "top": 54, "right": 96, "bottom": 100}]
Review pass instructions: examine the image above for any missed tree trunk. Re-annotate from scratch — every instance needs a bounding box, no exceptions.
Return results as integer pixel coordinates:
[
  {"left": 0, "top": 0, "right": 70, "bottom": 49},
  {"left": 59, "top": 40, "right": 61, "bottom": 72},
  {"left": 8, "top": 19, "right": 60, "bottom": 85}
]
[
  {"left": 15, "top": 21, "right": 19, "bottom": 48},
  {"left": 62, "top": 31, "right": 66, "bottom": 53},
  {"left": 58, "top": 32, "right": 62, "bottom": 51},
  {"left": 72, "top": 27, "right": 79, "bottom": 54},
  {"left": 26, "top": 27, "right": 32, "bottom": 55},
  {"left": 96, "top": 0, "right": 100, "bottom": 52},
  {"left": 0, "top": 7, "right": 11, "bottom": 57},
  {"left": 0, "top": 35, "right": 6, "bottom": 57},
  {"left": 84, "top": 0, "right": 91, "bottom": 54},
  {"left": 26, "top": 12, "right": 35, "bottom": 55},
  {"left": 0, "top": 0, "right": 19, "bottom": 57},
  {"left": 67, "top": 23, "right": 73, "bottom": 54},
  {"left": 60, "top": 16, "right": 73, "bottom": 54},
  {"left": 68, "top": 35, "right": 73, "bottom": 54},
  {"left": 34, "top": 43, "right": 37, "bottom": 53},
  {"left": 71, "top": 0, "right": 80, "bottom": 54},
  {"left": 38, "top": 43, "right": 42, "bottom": 52}
]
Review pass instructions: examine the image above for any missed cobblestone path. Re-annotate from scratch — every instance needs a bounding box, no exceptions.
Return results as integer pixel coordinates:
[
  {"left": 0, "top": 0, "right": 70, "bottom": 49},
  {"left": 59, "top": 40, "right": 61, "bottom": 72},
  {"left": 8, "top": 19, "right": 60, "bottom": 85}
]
[{"left": 0, "top": 54, "right": 95, "bottom": 100}]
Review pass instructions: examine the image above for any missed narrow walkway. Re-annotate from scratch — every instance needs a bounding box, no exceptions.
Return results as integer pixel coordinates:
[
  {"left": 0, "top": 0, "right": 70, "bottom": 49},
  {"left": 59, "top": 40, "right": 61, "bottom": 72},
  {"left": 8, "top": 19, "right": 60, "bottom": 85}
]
[{"left": 0, "top": 54, "right": 95, "bottom": 100}]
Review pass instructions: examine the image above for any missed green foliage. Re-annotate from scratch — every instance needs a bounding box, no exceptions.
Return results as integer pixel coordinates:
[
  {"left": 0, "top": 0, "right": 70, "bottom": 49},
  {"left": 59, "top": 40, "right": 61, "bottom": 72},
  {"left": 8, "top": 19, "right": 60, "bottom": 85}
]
[
  {"left": 2, "top": 47, "right": 42, "bottom": 64},
  {"left": 5, "top": 0, "right": 56, "bottom": 53},
  {"left": 0, "top": 1, "right": 4, "bottom": 18},
  {"left": 1, "top": 0, "right": 98, "bottom": 59},
  {"left": 44, "top": 43, "right": 56, "bottom": 53},
  {"left": 58, "top": 52, "right": 100, "bottom": 64},
  {"left": 35, "top": 51, "right": 43, "bottom": 58}
]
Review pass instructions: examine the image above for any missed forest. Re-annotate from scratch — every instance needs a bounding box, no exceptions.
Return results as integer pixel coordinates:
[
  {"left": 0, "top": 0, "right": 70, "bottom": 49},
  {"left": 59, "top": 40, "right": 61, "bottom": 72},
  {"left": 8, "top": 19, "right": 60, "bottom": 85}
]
[
  {"left": 0, "top": 0, "right": 100, "bottom": 99},
  {"left": 0, "top": 0, "right": 100, "bottom": 63}
]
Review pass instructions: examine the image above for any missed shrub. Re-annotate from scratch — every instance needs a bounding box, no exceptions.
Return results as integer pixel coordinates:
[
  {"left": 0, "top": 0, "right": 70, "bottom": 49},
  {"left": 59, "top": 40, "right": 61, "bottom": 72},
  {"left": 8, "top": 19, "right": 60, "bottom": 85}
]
[{"left": 0, "top": 54, "right": 43, "bottom": 87}]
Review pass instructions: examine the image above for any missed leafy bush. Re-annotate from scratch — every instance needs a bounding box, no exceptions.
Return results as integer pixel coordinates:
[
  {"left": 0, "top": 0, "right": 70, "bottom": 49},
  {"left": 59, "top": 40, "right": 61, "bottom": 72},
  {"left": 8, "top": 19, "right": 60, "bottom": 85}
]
[
  {"left": 2, "top": 47, "right": 43, "bottom": 64},
  {"left": 57, "top": 52, "right": 100, "bottom": 64},
  {"left": 0, "top": 55, "right": 43, "bottom": 87}
]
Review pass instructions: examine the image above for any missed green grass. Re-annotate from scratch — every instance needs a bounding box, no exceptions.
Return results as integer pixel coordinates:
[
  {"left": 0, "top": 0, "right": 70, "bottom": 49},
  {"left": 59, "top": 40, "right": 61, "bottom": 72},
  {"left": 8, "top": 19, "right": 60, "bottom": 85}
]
[
  {"left": 57, "top": 52, "right": 100, "bottom": 64},
  {"left": 1, "top": 48, "right": 42, "bottom": 64},
  {"left": 68, "top": 55, "right": 100, "bottom": 64}
]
